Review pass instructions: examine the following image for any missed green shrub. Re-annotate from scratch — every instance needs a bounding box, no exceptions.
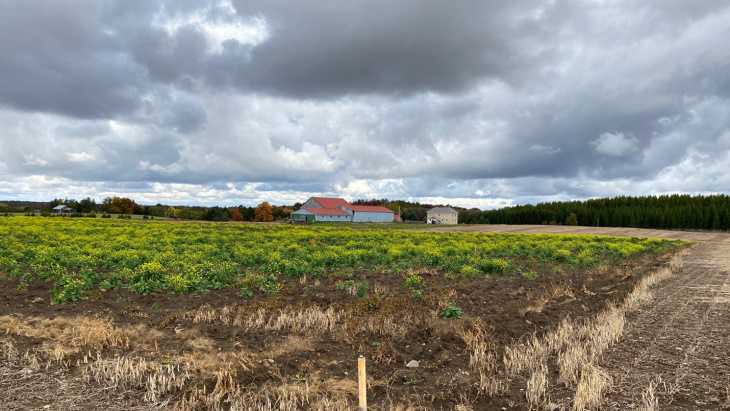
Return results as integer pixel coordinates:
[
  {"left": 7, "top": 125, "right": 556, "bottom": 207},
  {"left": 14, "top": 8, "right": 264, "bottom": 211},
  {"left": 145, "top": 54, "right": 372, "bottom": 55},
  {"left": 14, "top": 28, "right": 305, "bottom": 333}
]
[
  {"left": 260, "top": 275, "right": 282, "bottom": 295},
  {"left": 459, "top": 265, "right": 482, "bottom": 280},
  {"left": 421, "top": 249, "right": 442, "bottom": 266},
  {"left": 553, "top": 249, "right": 572, "bottom": 263},
  {"left": 128, "top": 262, "right": 166, "bottom": 295},
  {"left": 100, "top": 273, "right": 123, "bottom": 290},
  {"left": 335, "top": 280, "right": 355, "bottom": 290},
  {"left": 521, "top": 271, "right": 538, "bottom": 280},
  {"left": 355, "top": 280, "right": 369, "bottom": 298},
  {"left": 402, "top": 273, "right": 423, "bottom": 289},
  {"left": 50, "top": 276, "right": 89, "bottom": 304},
  {"left": 441, "top": 303, "right": 462, "bottom": 320},
  {"left": 237, "top": 285, "right": 253, "bottom": 299},
  {"left": 474, "top": 257, "right": 509, "bottom": 274}
]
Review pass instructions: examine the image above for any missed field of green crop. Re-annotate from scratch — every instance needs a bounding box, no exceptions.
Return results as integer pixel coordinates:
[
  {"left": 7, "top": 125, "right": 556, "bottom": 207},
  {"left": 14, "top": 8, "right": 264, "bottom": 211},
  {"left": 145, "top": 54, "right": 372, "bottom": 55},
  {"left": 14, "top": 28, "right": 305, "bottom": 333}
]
[{"left": 0, "top": 217, "right": 683, "bottom": 304}]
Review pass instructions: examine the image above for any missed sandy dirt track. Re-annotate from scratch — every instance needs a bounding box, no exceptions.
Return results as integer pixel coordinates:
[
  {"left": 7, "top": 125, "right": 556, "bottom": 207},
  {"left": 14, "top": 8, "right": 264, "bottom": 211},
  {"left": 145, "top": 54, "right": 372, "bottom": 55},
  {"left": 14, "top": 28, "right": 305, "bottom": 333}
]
[
  {"left": 419, "top": 224, "right": 730, "bottom": 243},
  {"left": 602, "top": 240, "right": 730, "bottom": 410},
  {"left": 424, "top": 225, "right": 730, "bottom": 409}
]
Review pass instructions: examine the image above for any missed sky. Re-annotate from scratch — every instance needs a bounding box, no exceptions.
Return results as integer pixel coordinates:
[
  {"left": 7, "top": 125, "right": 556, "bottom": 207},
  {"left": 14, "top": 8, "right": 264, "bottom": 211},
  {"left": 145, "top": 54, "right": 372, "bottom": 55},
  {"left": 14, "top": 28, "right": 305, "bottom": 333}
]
[{"left": 1, "top": 0, "right": 730, "bottom": 209}]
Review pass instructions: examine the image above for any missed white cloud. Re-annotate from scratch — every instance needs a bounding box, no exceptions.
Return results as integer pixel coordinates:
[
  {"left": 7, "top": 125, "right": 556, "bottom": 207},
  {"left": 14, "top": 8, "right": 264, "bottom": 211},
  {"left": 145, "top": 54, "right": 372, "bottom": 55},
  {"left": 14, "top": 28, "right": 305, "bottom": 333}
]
[
  {"left": 22, "top": 154, "right": 51, "bottom": 167},
  {"left": 417, "top": 196, "right": 514, "bottom": 210},
  {"left": 67, "top": 152, "right": 96, "bottom": 163},
  {"left": 274, "top": 142, "right": 338, "bottom": 172},
  {"left": 153, "top": 0, "right": 268, "bottom": 53},
  {"left": 137, "top": 160, "right": 184, "bottom": 176},
  {"left": 334, "top": 179, "right": 406, "bottom": 200},
  {"left": 592, "top": 132, "right": 640, "bottom": 156}
]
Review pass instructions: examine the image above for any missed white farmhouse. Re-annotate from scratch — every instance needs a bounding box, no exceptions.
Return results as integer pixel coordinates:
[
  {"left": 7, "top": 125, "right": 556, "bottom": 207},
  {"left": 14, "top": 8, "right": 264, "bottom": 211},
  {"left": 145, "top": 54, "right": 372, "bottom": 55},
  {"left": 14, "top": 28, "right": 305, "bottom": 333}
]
[{"left": 426, "top": 207, "right": 459, "bottom": 224}]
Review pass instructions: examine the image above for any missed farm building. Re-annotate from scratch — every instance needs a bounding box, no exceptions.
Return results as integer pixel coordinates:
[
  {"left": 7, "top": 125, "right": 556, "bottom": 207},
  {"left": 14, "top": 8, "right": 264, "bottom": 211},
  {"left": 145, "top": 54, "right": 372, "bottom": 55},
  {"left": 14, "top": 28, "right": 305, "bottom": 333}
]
[
  {"left": 52, "top": 205, "right": 75, "bottom": 213},
  {"left": 427, "top": 207, "right": 459, "bottom": 224},
  {"left": 289, "top": 207, "right": 352, "bottom": 222},
  {"left": 291, "top": 197, "right": 395, "bottom": 223}
]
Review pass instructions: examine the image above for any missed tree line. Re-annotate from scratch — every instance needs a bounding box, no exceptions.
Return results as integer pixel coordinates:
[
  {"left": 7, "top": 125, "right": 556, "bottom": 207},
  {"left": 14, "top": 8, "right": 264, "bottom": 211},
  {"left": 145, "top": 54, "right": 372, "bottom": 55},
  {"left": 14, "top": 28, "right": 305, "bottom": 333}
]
[
  {"left": 6, "top": 193, "right": 728, "bottom": 230},
  {"left": 458, "top": 194, "right": 730, "bottom": 231},
  {"left": 165, "top": 202, "right": 292, "bottom": 222},
  {"left": 0, "top": 197, "right": 293, "bottom": 223}
]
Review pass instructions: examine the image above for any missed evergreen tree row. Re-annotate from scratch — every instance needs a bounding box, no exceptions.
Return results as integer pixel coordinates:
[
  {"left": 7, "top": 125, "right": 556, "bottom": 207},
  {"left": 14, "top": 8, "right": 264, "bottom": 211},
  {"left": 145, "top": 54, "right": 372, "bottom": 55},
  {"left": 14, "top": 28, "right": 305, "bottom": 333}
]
[{"left": 459, "top": 194, "right": 730, "bottom": 231}]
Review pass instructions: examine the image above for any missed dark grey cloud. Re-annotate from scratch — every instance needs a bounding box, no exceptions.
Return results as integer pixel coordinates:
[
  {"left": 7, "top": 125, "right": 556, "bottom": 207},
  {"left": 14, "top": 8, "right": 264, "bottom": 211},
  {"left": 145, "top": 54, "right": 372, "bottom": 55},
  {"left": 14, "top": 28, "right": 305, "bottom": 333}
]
[
  {"left": 1, "top": 0, "right": 730, "bottom": 207},
  {"left": 230, "top": 0, "right": 546, "bottom": 97},
  {"left": 0, "top": 1, "right": 146, "bottom": 118}
]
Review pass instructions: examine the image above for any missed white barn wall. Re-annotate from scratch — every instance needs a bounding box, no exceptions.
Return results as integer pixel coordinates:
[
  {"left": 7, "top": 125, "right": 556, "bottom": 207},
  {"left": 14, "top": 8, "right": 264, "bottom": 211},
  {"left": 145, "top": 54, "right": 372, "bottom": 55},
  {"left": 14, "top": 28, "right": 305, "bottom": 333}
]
[
  {"left": 352, "top": 211, "right": 393, "bottom": 222},
  {"left": 315, "top": 214, "right": 352, "bottom": 222}
]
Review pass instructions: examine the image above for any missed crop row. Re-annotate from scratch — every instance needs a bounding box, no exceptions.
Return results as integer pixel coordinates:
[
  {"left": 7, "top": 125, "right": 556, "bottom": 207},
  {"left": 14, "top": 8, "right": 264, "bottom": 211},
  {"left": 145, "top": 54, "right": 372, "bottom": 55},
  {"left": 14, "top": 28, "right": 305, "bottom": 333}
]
[{"left": 0, "top": 218, "right": 683, "bottom": 303}]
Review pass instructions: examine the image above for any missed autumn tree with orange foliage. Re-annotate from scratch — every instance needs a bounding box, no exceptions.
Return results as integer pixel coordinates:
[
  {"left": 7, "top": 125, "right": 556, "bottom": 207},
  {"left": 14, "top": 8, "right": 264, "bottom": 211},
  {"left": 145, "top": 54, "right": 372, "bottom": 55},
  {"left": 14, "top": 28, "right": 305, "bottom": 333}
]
[
  {"left": 255, "top": 202, "right": 274, "bottom": 222},
  {"left": 230, "top": 207, "right": 243, "bottom": 221},
  {"left": 100, "top": 196, "right": 141, "bottom": 214}
]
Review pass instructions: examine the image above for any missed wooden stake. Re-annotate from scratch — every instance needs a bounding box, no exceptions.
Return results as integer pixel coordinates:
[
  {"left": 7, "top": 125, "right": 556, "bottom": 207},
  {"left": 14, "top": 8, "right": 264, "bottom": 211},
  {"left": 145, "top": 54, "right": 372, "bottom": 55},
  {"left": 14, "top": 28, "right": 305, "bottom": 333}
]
[{"left": 358, "top": 356, "right": 367, "bottom": 411}]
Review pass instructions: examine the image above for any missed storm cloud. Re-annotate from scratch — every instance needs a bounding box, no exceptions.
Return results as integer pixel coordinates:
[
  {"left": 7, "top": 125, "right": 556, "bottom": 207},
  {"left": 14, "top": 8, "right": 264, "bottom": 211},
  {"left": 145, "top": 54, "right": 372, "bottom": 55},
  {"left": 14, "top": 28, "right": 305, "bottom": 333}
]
[{"left": 1, "top": 0, "right": 730, "bottom": 207}]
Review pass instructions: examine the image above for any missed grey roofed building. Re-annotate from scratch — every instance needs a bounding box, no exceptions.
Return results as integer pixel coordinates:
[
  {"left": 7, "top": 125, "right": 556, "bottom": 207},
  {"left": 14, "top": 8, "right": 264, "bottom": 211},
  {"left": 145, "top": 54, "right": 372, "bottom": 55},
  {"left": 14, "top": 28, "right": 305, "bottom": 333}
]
[
  {"left": 52, "top": 205, "right": 75, "bottom": 213},
  {"left": 428, "top": 207, "right": 458, "bottom": 214}
]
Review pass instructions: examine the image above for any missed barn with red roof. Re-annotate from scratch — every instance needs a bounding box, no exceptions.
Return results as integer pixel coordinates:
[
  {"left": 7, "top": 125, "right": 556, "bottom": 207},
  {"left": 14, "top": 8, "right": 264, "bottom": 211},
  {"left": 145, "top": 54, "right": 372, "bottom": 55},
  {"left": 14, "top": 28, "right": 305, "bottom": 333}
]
[{"left": 291, "top": 197, "right": 395, "bottom": 223}]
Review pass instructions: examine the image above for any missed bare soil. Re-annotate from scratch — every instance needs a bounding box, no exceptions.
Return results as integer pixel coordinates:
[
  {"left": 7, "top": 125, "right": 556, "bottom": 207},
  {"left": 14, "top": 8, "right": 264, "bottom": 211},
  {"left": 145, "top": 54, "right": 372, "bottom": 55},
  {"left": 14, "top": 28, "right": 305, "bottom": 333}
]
[
  {"left": 1, "top": 225, "right": 726, "bottom": 410},
  {"left": 423, "top": 225, "right": 730, "bottom": 410},
  {"left": 601, "top": 240, "right": 730, "bottom": 410}
]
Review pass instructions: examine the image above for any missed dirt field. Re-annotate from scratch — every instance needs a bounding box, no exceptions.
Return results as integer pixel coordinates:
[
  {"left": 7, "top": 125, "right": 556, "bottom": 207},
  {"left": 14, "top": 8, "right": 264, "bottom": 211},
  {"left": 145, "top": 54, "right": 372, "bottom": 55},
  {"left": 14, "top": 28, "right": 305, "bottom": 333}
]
[
  {"left": 1, "top": 225, "right": 726, "bottom": 410},
  {"left": 601, "top": 240, "right": 730, "bottom": 410},
  {"left": 424, "top": 225, "right": 730, "bottom": 410},
  {"left": 421, "top": 224, "right": 730, "bottom": 242}
]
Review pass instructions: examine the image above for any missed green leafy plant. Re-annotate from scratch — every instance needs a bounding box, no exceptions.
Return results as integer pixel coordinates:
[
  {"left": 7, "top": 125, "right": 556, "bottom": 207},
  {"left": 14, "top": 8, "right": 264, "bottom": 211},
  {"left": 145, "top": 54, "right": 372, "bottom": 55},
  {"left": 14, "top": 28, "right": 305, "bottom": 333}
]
[
  {"left": 402, "top": 273, "right": 423, "bottom": 289},
  {"left": 459, "top": 265, "right": 482, "bottom": 280},
  {"left": 441, "top": 303, "right": 462, "bottom": 320},
  {"left": 335, "top": 280, "right": 355, "bottom": 290},
  {"left": 237, "top": 285, "right": 253, "bottom": 299},
  {"left": 444, "top": 271, "right": 458, "bottom": 281},
  {"left": 355, "top": 280, "right": 369, "bottom": 298},
  {"left": 521, "top": 271, "right": 538, "bottom": 280},
  {"left": 260, "top": 275, "right": 282, "bottom": 296},
  {"left": 49, "top": 276, "right": 88, "bottom": 304}
]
